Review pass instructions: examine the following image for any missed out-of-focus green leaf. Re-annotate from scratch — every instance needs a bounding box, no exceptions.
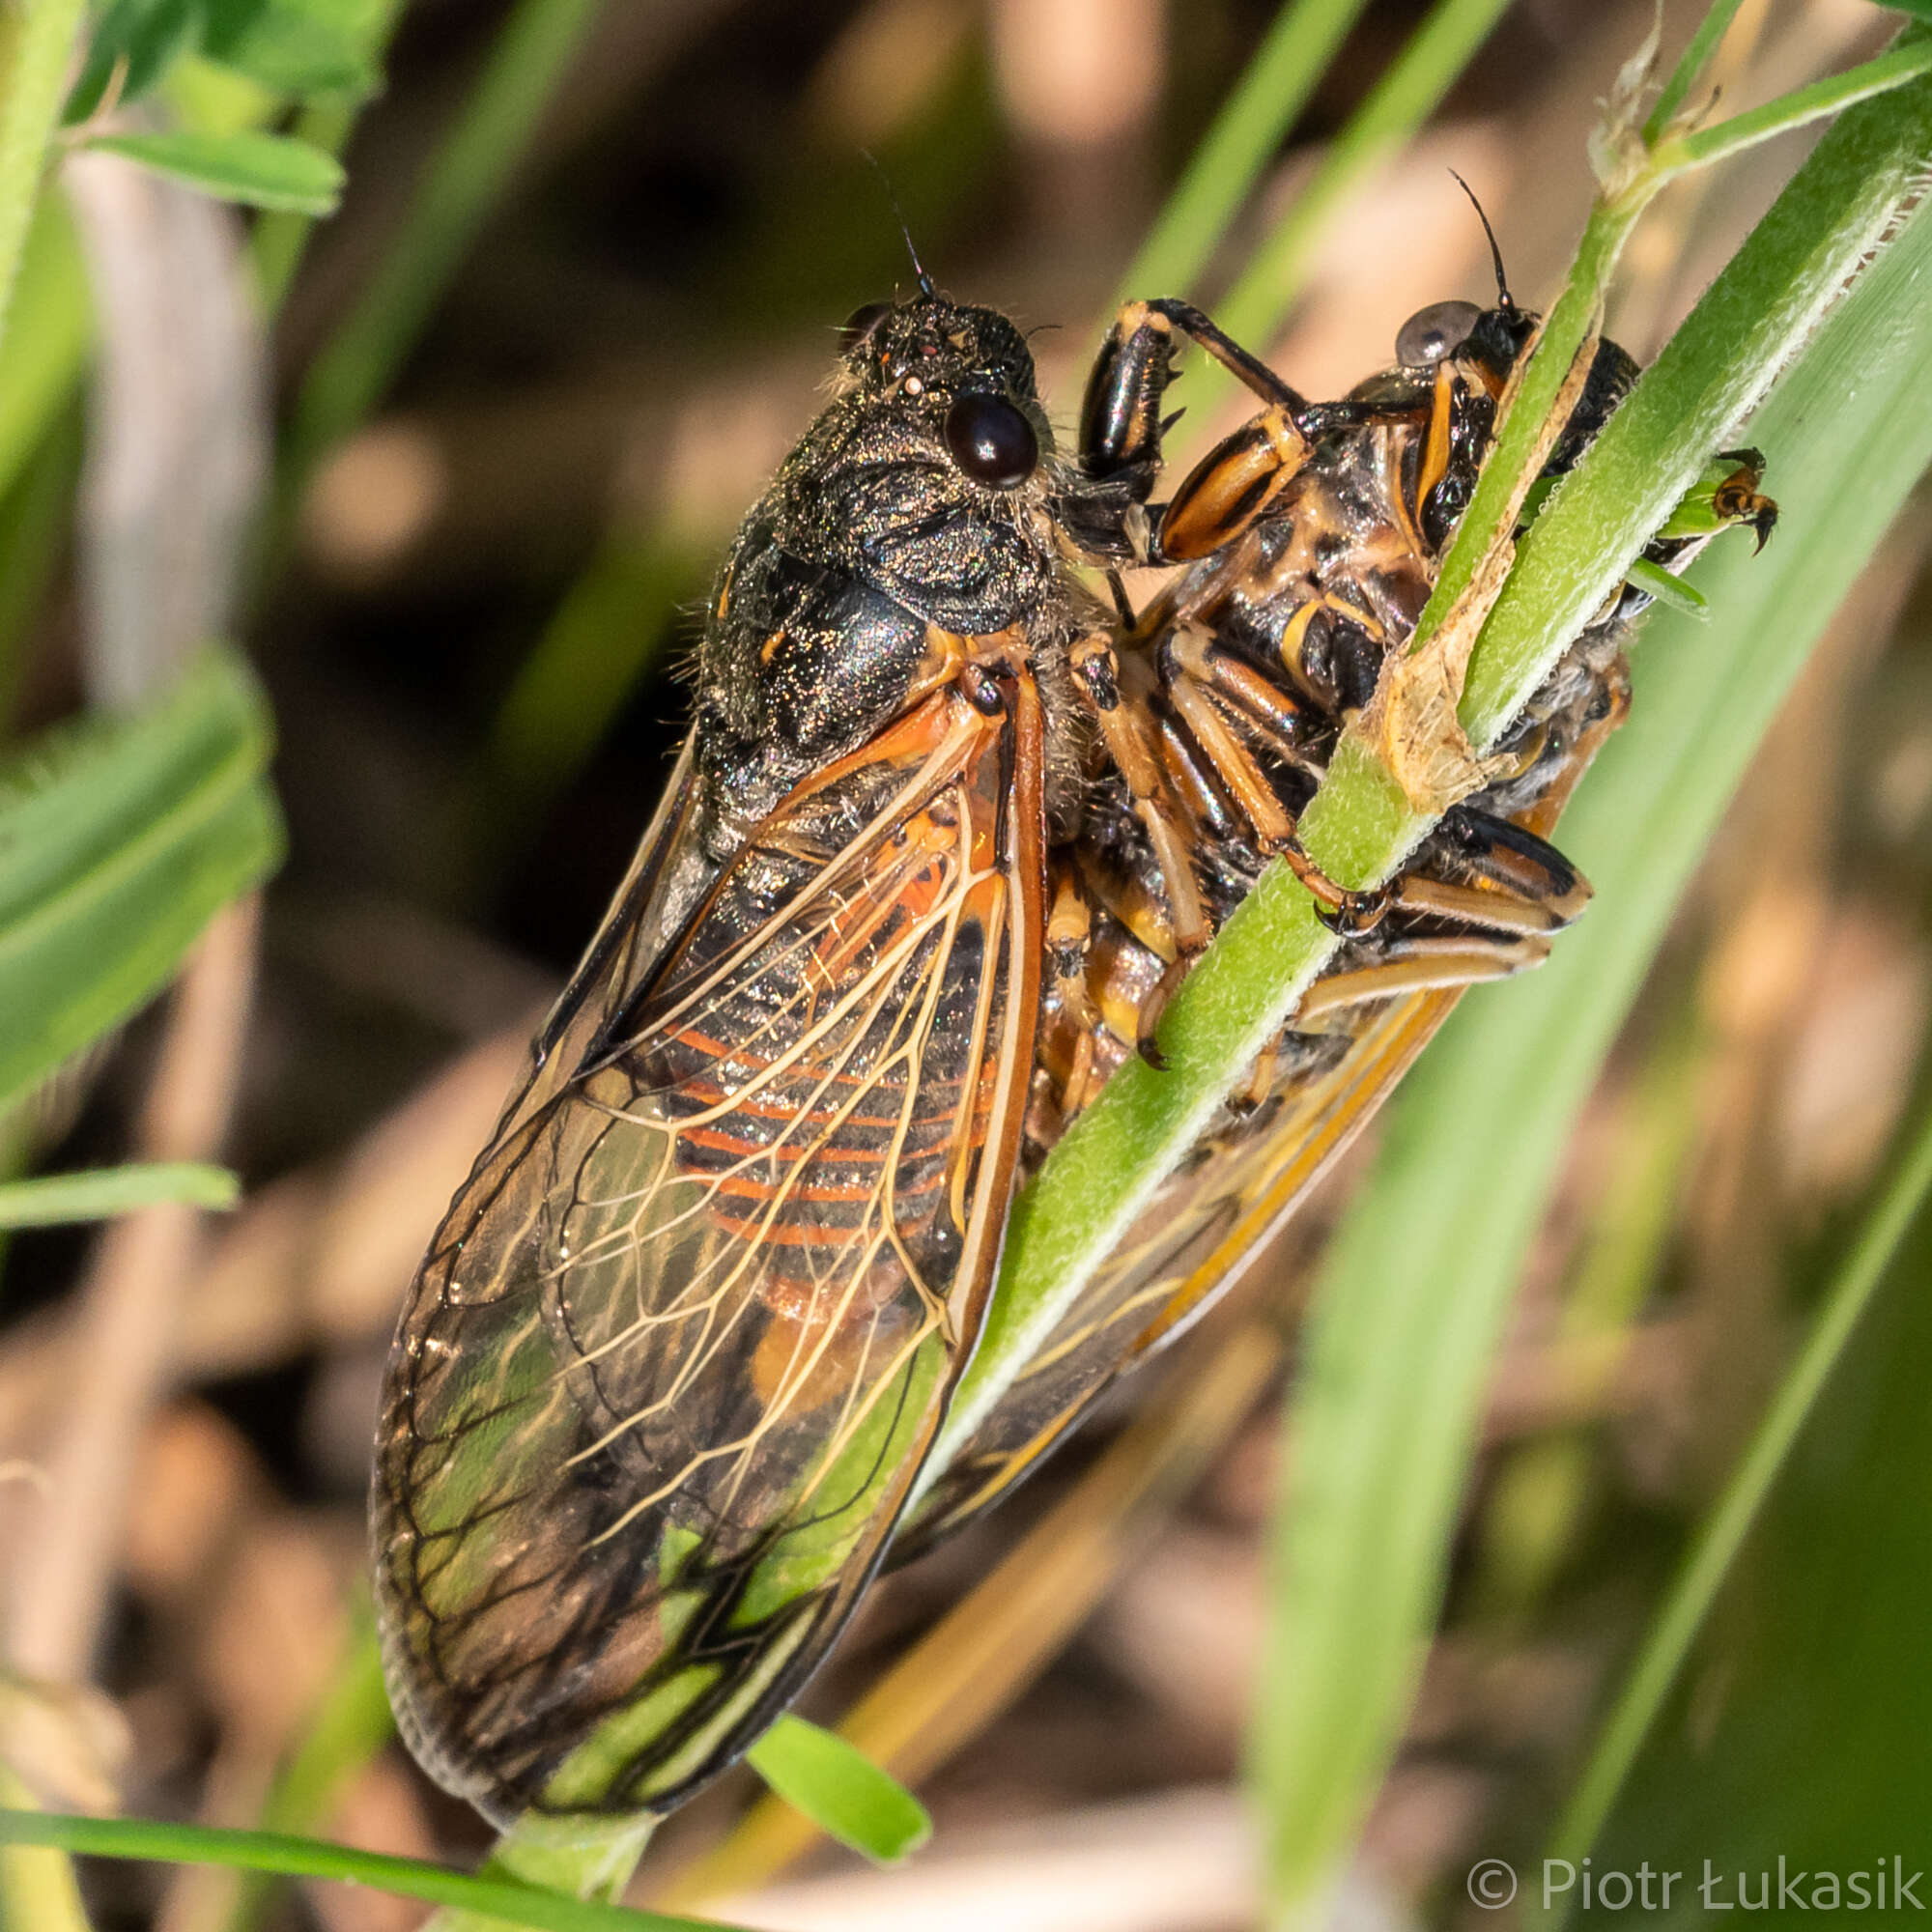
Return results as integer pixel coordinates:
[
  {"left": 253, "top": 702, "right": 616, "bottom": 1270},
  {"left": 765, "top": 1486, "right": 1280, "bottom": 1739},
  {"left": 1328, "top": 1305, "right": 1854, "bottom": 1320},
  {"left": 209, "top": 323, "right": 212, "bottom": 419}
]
[
  {"left": 65, "top": 0, "right": 200, "bottom": 122},
  {"left": 0, "top": 647, "right": 281, "bottom": 1118},
  {"left": 201, "top": 0, "right": 380, "bottom": 98},
  {"left": 0, "top": 199, "right": 90, "bottom": 513},
  {"left": 1550, "top": 1082, "right": 1932, "bottom": 1895},
  {"left": 0, "top": 1161, "right": 239, "bottom": 1227},
  {"left": 81, "top": 128, "right": 345, "bottom": 213},
  {"left": 745, "top": 1716, "right": 932, "bottom": 1866}
]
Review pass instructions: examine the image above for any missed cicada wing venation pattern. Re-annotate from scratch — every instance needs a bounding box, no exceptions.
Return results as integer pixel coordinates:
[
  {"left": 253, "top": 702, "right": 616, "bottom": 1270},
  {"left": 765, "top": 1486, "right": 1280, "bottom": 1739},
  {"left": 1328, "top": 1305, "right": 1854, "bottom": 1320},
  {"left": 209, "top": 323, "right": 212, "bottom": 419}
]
[
  {"left": 903, "top": 988, "right": 1459, "bottom": 1550},
  {"left": 373, "top": 675, "right": 1046, "bottom": 1827}
]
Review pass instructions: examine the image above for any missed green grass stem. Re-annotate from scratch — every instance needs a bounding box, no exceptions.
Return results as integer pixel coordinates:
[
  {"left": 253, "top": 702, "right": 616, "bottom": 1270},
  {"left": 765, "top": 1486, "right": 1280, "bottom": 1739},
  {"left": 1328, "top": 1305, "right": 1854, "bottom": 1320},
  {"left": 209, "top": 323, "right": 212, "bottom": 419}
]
[
  {"left": 0, "top": 1810, "right": 724, "bottom": 1932},
  {"left": 1545, "top": 1089, "right": 1932, "bottom": 1891},
  {"left": 1112, "top": 0, "right": 1373, "bottom": 307},
  {"left": 285, "top": 0, "right": 605, "bottom": 488},
  {"left": 0, "top": 0, "right": 88, "bottom": 348}
]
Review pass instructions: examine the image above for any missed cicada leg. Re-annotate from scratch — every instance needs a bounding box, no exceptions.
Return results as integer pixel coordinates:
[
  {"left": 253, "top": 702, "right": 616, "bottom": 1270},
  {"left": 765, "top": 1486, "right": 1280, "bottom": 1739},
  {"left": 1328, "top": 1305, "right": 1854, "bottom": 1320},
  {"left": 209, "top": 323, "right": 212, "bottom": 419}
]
[
  {"left": 1393, "top": 806, "right": 1594, "bottom": 931},
  {"left": 1713, "top": 446, "right": 1778, "bottom": 550},
  {"left": 1155, "top": 623, "right": 1390, "bottom": 935},
  {"left": 1046, "top": 861, "right": 1103, "bottom": 1116},
  {"left": 1292, "top": 931, "right": 1552, "bottom": 1027},
  {"left": 1068, "top": 633, "right": 1216, "bottom": 1066}
]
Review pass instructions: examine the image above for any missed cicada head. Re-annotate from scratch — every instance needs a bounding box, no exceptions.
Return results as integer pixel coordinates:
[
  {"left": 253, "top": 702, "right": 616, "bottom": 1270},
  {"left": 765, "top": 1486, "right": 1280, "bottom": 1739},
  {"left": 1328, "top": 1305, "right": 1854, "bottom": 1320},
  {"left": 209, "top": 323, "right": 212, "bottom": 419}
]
[{"left": 696, "top": 295, "right": 1066, "bottom": 806}]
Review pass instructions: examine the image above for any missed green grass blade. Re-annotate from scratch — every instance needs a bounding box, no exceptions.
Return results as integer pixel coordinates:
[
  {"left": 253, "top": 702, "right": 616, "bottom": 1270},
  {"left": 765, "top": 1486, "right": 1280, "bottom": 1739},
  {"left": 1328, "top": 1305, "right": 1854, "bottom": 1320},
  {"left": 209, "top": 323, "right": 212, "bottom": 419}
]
[
  {"left": 1546, "top": 1093, "right": 1932, "bottom": 1888},
  {"left": 0, "top": 1162, "right": 239, "bottom": 1227},
  {"left": 284, "top": 0, "right": 604, "bottom": 487},
  {"left": 81, "top": 129, "right": 347, "bottom": 215},
  {"left": 1658, "top": 38, "right": 1932, "bottom": 173},
  {"left": 223, "top": 1617, "right": 395, "bottom": 1932},
  {"left": 1112, "top": 0, "right": 1373, "bottom": 306},
  {"left": 0, "top": 1769, "right": 93, "bottom": 1932},
  {"left": 1645, "top": 0, "right": 1747, "bottom": 141},
  {"left": 0, "top": 645, "right": 282, "bottom": 1117},
  {"left": 1249, "top": 175, "right": 1932, "bottom": 1922},
  {"left": 1214, "top": 0, "right": 1515, "bottom": 352},
  {"left": 0, "top": 196, "right": 89, "bottom": 508},
  {"left": 0, "top": 1810, "right": 732, "bottom": 1932},
  {"left": 745, "top": 1716, "right": 931, "bottom": 1867}
]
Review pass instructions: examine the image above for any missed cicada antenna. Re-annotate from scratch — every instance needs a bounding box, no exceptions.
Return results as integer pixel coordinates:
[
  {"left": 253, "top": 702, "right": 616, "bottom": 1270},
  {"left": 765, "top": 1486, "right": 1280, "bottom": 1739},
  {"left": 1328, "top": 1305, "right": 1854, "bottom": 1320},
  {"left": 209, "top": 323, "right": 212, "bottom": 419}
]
[
  {"left": 860, "top": 150, "right": 937, "bottom": 300},
  {"left": 1447, "top": 168, "right": 1514, "bottom": 313}
]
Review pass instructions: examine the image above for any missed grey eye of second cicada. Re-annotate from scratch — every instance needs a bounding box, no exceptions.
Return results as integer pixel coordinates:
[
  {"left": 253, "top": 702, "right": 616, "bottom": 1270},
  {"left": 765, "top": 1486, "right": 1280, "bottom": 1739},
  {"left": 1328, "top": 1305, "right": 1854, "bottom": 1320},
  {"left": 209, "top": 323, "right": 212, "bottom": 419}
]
[
  {"left": 944, "top": 392, "right": 1037, "bottom": 488},
  {"left": 1396, "top": 298, "right": 1483, "bottom": 368},
  {"left": 839, "top": 300, "right": 892, "bottom": 355}
]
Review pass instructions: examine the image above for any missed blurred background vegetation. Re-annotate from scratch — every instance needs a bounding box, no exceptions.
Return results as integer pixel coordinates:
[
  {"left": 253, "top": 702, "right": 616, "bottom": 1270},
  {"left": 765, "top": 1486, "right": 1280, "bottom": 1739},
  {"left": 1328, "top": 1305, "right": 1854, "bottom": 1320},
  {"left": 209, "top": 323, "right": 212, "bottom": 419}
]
[{"left": 1, "top": 0, "right": 1930, "bottom": 1927}]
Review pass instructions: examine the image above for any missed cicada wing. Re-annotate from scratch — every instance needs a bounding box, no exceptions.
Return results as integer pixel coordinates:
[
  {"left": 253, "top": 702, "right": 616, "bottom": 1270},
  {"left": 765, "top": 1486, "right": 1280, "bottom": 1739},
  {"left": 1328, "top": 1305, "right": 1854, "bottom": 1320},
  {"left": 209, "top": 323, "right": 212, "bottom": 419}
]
[
  {"left": 899, "top": 987, "right": 1461, "bottom": 1552},
  {"left": 373, "top": 682, "right": 1044, "bottom": 1825}
]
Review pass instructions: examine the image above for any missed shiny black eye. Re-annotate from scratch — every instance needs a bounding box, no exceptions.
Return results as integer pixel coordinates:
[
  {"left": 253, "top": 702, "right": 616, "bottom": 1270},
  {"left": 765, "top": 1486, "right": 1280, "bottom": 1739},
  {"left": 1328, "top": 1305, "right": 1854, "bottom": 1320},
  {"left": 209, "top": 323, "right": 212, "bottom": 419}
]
[
  {"left": 839, "top": 301, "right": 891, "bottom": 355},
  {"left": 1396, "top": 298, "right": 1483, "bottom": 368},
  {"left": 945, "top": 392, "right": 1037, "bottom": 489}
]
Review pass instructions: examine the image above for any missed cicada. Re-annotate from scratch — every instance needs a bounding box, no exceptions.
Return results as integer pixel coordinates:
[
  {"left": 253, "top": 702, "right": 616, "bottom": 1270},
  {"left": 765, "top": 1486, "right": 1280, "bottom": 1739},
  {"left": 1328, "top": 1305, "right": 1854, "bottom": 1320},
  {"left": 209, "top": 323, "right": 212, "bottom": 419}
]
[{"left": 372, "top": 260, "right": 1774, "bottom": 1826}]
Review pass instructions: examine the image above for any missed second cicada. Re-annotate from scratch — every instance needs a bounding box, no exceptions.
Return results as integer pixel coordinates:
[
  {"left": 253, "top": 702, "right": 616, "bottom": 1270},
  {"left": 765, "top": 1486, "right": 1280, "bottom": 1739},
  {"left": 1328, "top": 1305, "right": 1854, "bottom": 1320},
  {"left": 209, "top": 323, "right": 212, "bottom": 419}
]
[{"left": 371, "top": 263, "right": 1774, "bottom": 1828}]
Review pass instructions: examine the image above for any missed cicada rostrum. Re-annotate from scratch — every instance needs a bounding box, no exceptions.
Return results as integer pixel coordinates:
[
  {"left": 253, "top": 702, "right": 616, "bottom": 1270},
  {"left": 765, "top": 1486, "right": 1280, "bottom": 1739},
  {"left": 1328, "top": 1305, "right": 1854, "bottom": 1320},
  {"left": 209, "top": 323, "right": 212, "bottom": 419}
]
[{"left": 371, "top": 253, "right": 1775, "bottom": 1826}]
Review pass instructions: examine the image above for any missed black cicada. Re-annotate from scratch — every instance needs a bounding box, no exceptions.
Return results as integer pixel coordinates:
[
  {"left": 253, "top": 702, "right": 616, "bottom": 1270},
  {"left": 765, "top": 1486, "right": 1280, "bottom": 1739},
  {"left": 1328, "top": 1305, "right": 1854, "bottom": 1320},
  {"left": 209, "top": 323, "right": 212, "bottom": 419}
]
[{"left": 372, "top": 257, "right": 1774, "bottom": 1826}]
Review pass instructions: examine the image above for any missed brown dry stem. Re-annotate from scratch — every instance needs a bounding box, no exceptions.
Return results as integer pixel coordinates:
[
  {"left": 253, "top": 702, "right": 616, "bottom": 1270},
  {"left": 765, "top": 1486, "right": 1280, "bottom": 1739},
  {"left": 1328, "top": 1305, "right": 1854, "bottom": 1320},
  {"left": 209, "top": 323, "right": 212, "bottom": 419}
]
[{"left": 3, "top": 895, "right": 261, "bottom": 1690}]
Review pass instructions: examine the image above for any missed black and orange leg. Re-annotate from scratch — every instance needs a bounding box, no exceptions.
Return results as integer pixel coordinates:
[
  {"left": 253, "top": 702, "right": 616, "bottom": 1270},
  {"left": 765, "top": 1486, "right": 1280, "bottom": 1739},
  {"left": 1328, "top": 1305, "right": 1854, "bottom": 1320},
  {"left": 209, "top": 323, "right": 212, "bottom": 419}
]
[
  {"left": 1045, "top": 861, "right": 1103, "bottom": 1118},
  {"left": 1077, "top": 298, "right": 1379, "bottom": 561},
  {"left": 1407, "top": 806, "right": 1594, "bottom": 929},
  {"left": 1068, "top": 634, "right": 1212, "bottom": 1065},
  {"left": 1291, "top": 931, "right": 1553, "bottom": 1029},
  {"left": 1157, "top": 624, "right": 1390, "bottom": 936}
]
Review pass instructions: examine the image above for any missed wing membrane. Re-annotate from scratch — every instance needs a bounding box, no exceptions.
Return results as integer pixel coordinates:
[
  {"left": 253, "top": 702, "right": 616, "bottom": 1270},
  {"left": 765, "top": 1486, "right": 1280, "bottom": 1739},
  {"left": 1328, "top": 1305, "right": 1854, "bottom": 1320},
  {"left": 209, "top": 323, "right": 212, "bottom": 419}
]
[
  {"left": 901, "top": 989, "right": 1458, "bottom": 1549},
  {"left": 374, "top": 682, "right": 1043, "bottom": 1824}
]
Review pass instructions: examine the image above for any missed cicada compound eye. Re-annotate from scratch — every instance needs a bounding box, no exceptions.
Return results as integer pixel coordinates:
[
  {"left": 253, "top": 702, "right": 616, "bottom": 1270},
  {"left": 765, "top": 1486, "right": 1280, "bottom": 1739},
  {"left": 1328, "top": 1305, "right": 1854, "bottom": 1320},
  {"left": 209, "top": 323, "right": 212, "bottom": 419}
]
[
  {"left": 839, "top": 300, "right": 892, "bottom": 355},
  {"left": 1395, "top": 298, "right": 1483, "bottom": 369},
  {"left": 945, "top": 392, "right": 1038, "bottom": 489}
]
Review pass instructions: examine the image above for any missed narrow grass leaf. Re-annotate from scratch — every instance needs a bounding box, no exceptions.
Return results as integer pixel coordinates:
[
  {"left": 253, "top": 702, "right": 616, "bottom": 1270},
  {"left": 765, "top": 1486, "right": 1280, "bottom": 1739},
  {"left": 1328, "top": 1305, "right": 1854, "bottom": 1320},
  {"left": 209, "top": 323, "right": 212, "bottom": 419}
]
[
  {"left": 1113, "top": 0, "right": 1373, "bottom": 306},
  {"left": 0, "top": 645, "right": 282, "bottom": 1116},
  {"left": 285, "top": 0, "right": 604, "bottom": 484},
  {"left": 1252, "top": 181, "right": 1932, "bottom": 1920},
  {"left": 1547, "top": 1092, "right": 1932, "bottom": 1887},
  {"left": 0, "top": 1810, "right": 737, "bottom": 1932},
  {"left": 81, "top": 130, "right": 346, "bottom": 213},
  {"left": 0, "top": 198, "right": 91, "bottom": 509},
  {"left": 0, "top": 1768, "right": 92, "bottom": 1932},
  {"left": 745, "top": 1715, "right": 932, "bottom": 1866},
  {"left": 0, "top": 1161, "right": 239, "bottom": 1227},
  {"left": 1645, "top": 0, "right": 1747, "bottom": 140},
  {"left": 1215, "top": 0, "right": 1515, "bottom": 353},
  {"left": 224, "top": 1617, "right": 394, "bottom": 1932}
]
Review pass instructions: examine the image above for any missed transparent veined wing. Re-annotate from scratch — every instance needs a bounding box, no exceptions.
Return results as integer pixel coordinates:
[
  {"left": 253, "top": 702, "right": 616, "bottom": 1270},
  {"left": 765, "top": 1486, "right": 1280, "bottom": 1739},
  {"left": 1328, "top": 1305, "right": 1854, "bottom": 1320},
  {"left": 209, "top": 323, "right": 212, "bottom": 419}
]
[
  {"left": 898, "top": 987, "right": 1459, "bottom": 1551},
  {"left": 373, "top": 677, "right": 1044, "bottom": 1825}
]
